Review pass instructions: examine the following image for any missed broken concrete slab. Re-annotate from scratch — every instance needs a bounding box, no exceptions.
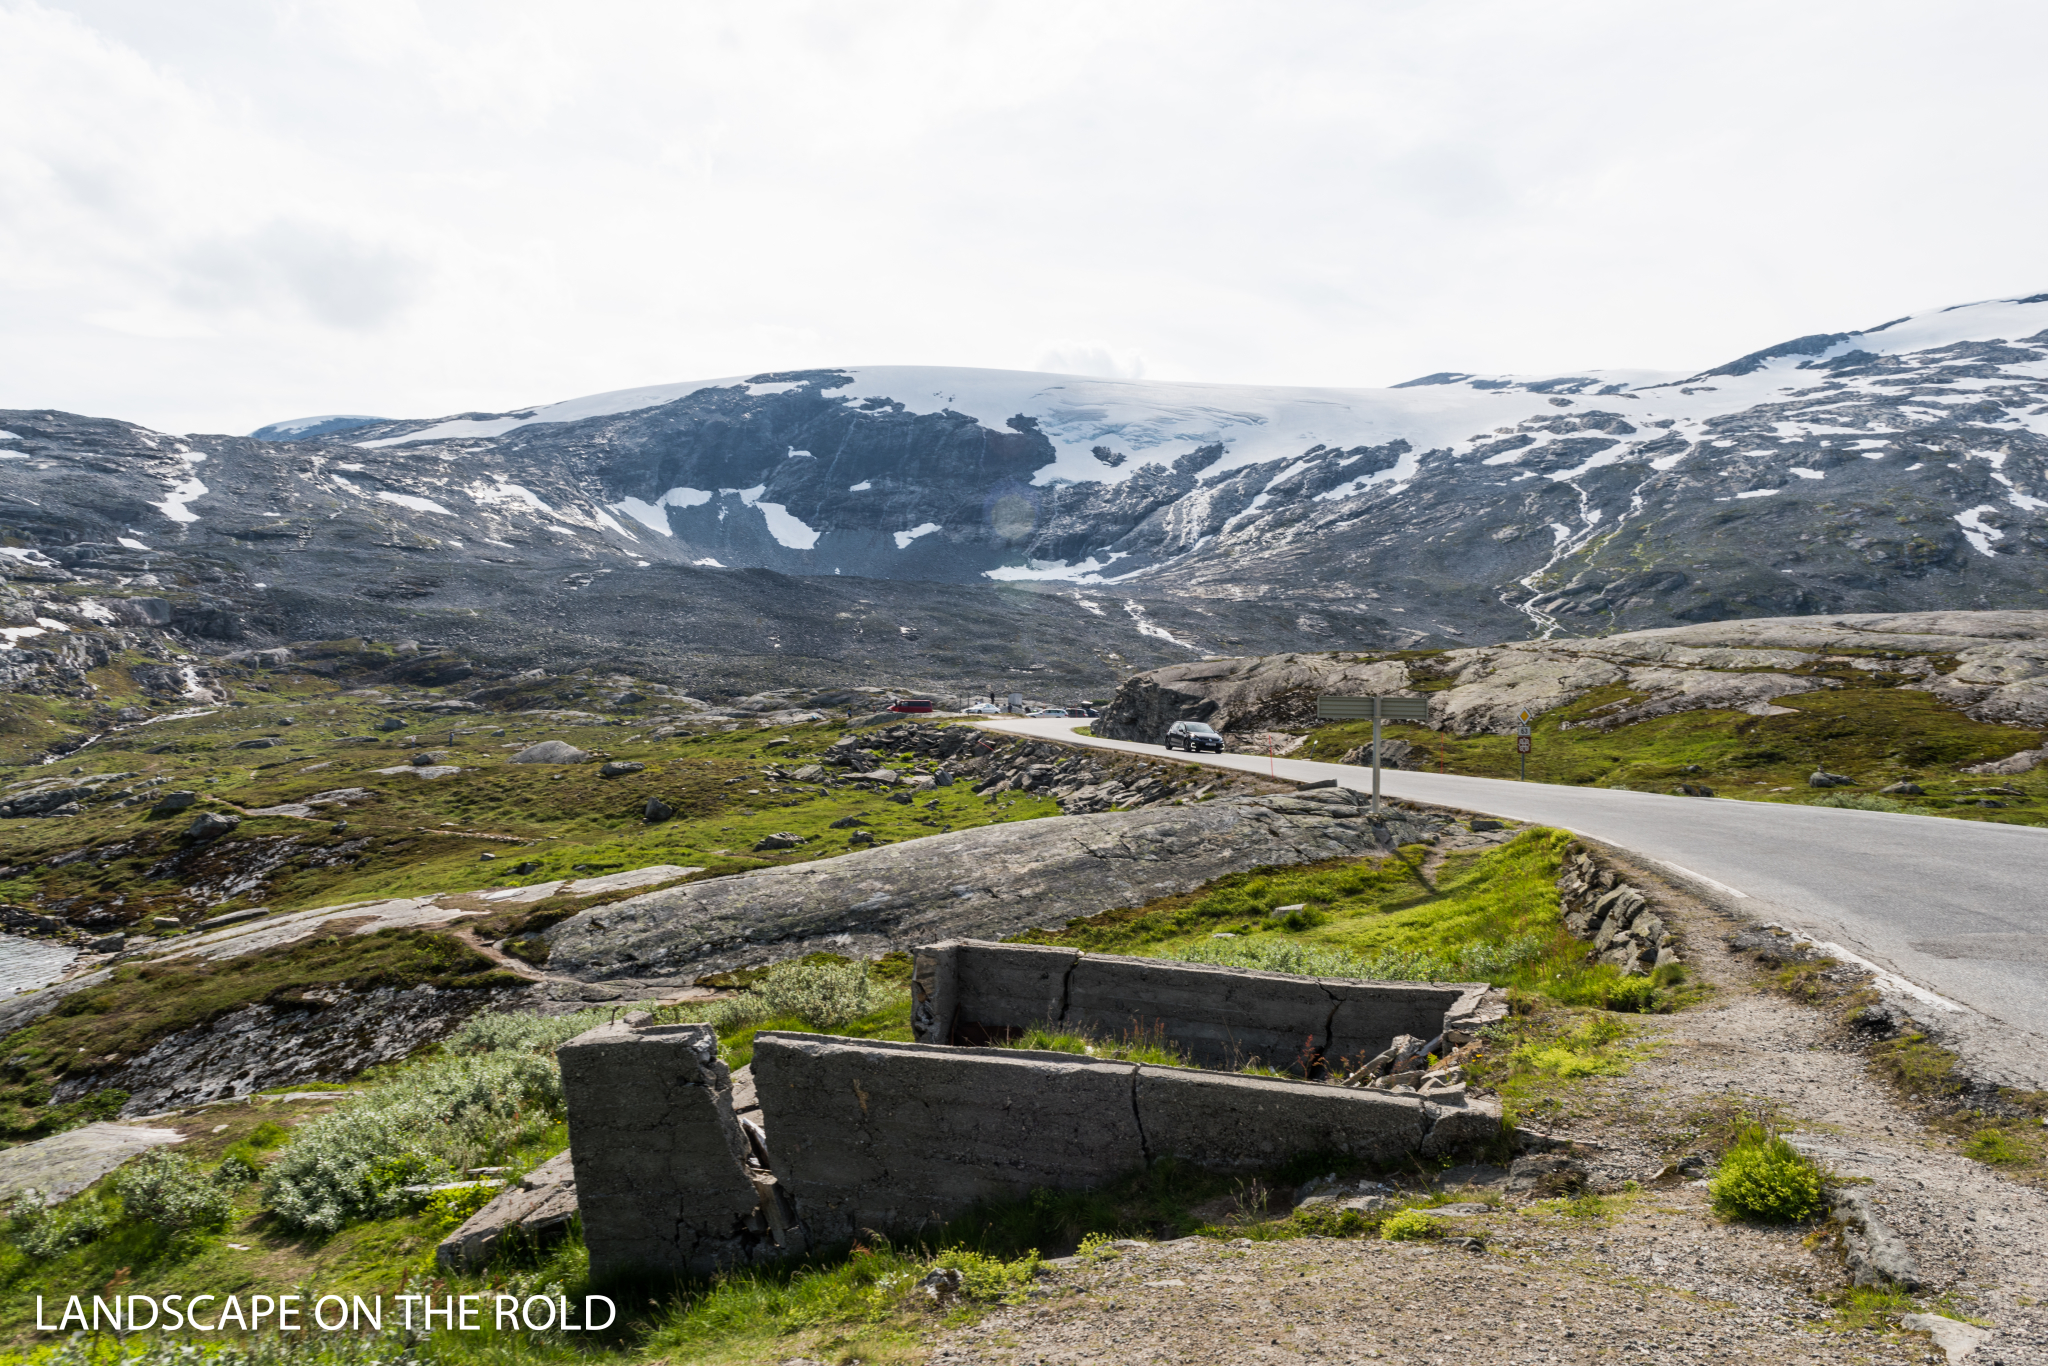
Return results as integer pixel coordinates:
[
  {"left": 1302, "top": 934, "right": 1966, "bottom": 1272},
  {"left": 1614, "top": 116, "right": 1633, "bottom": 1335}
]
[
  {"left": 557, "top": 1020, "right": 793, "bottom": 1277},
  {"left": 1133, "top": 1067, "right": 1431, "bottom": 1170},
  {"left": 0, "top": 1122, "right": 185, "bottom": 1206},
  {"left": 914, "top": 939, "right": 1495, "bottom": 1075},
  {"left": 436, "top": 1150, "right": 578, "bottom": 1273}
]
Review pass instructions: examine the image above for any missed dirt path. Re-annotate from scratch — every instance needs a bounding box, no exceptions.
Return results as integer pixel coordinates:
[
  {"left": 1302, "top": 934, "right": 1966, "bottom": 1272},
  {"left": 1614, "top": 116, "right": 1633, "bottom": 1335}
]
[{"left": 933, "top": 844, "right": 2048, "bottom": 1366}]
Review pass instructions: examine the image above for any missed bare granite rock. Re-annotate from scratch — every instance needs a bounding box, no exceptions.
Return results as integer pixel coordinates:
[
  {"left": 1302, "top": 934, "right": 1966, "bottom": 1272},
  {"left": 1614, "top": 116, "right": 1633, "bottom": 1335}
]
[{"left": 542, "top": 794, "right": 1445, "bottom": 982}]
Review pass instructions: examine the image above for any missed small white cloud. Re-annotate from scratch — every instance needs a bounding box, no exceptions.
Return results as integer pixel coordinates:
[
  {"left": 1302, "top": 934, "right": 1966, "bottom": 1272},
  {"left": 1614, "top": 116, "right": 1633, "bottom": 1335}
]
[{"left": 1035, "top": 340, "right": 1147, "bottom": 380}]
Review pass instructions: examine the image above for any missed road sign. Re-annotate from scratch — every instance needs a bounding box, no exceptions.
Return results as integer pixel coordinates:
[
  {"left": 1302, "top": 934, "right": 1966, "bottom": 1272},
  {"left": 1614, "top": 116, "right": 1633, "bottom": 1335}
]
[
  {"left": 1317, "top": 696, "right": 1429, "bottom": 816},
  {"left": 1316, "top": 695, "right": 1429, "bottom": 721},
  {"left": 1516, "top": 723, "right": 1531, "bottom": 737},
  {"left": 1516, "top": 735, "right": 1532, "bottom": 754}
]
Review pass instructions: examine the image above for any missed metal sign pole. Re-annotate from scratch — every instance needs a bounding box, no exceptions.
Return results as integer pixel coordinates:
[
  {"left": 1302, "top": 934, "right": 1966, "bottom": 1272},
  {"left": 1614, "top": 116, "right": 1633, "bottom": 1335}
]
[{"left": 1371, "top": 695, "right": 1382, "bottom": 816}]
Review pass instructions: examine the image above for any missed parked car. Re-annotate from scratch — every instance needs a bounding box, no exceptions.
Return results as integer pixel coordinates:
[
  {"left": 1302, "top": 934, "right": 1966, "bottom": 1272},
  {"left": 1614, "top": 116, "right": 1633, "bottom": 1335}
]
[
  {"left": 962, "top": 701, "right": 1001, "bottom": 714},
  {"left": 887, "top": 698, "right": 935, "bottom": 713},
  {"left": 1066, "top": 704, "right": 1099, "bottom": 717},
  {"left": 1029, "top": 707, "right": 1069, "bottom": 718},
  {"left": 1164, "top": 720, "right": 1224, "bottom": 752}
]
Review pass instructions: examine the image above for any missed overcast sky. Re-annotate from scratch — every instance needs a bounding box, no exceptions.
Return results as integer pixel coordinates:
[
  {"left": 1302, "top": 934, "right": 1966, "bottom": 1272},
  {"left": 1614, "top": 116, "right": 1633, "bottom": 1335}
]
[{"left": 4, "top": 1, "right": 2046, "bottom": 435}]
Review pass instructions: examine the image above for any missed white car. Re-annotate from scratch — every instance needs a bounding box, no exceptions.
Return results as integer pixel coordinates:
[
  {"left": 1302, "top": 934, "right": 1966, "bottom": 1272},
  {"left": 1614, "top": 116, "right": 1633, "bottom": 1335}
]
[
  {"left": 1029, "top": 708, "right": 1069, "bottom": 718},
  {"left": 962, "top": 701, "right": 1002, "bottom": 714}
]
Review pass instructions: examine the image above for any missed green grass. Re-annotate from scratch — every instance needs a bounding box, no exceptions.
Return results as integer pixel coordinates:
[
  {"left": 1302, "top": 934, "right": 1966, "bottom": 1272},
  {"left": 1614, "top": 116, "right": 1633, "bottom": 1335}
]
[
  {"left": 1287, "top": 671, "right": 2047, "bottom": 829},
  {"left": 1015, "top": 828, "right": 1679, "bottom": 1015},
  {"left": 0, "top": 695, "right": 1058, "bottom": 934}
]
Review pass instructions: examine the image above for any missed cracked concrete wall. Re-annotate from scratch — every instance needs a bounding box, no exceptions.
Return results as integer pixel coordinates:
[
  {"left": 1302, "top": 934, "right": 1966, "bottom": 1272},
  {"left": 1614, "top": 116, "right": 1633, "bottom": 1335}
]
[
  {"left": 561, "top": 1022, "right": 1506, "bottom": 1273},
  {"left": 913, "top": 939, "right": 1491, "bottom": 1074},
  {"left": 557, "top": 1021, "right": 792, "bottom": 1278},
  {"left": 749, "top": 1031, "right": 1500, "bottom": 1246},
  {"left": 750, "top": 1032, "right": 1148, "bottom": 1247}
]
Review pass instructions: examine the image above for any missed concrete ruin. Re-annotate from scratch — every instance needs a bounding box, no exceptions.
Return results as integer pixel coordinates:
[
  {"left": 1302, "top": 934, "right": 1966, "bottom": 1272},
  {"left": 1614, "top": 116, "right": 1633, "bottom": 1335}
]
[
  {"left": 556, "top": 947, "right": 1507, "bottom": 1278},
  {"left": 910, "top": 938, "right": 1501, "bottom": 1075}
]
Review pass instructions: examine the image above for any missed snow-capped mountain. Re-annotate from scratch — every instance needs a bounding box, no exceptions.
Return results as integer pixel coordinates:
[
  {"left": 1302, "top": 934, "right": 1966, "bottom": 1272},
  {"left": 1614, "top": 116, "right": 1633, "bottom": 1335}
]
[{"left": 4, "top": 293, "right": 2046, "bottom": 693}]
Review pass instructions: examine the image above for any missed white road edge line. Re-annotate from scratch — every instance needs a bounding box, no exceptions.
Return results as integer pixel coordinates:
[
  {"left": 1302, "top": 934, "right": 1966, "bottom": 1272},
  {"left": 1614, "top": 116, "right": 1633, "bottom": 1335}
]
[{"left": 1650, "top": 859, "right": 1748, "bottom": 900}]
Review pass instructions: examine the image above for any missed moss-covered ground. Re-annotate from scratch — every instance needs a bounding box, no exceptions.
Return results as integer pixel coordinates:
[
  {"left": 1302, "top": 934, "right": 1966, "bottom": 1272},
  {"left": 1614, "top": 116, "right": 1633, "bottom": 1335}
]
[
  {"left": 1292, "top": 665, "right": 2046, "bottom": 827},
  {"left": 0, "top": 682, "right": 1056, "bottom": 933}
]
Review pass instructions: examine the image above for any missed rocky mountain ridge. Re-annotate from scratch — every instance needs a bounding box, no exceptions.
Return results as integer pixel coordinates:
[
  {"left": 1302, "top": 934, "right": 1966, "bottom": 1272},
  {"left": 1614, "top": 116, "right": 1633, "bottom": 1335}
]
[{"left": 5, "top": 293, "right": 2048, "bottom": 696}]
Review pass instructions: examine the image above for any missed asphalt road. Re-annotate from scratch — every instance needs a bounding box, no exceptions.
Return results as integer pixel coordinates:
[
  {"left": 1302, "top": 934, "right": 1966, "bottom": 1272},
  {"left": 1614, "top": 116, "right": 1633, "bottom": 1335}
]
[{"left": 983, "top": 718, "right": 2048, "bottom": 1080}]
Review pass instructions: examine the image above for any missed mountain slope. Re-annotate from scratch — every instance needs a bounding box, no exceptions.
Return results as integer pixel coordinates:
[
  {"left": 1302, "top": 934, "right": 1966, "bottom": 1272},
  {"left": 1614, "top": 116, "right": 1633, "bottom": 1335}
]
[{"left": 4, "top": 293, "right": 2047, "bottom": 694}]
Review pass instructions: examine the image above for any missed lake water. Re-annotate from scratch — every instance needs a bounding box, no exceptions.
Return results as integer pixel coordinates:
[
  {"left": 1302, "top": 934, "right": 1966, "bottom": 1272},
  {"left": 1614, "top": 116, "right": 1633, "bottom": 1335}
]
[{"left": 0, "top": 934, "right": 79, "bottom": 997}]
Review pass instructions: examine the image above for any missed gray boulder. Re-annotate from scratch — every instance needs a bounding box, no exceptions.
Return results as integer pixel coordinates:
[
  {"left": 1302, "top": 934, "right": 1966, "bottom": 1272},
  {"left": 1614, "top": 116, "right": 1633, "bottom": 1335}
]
[
  {"left": 510, "top": 741, "right": 591, "bottom": 765},
  {"left": 1808, "top": 770, "right": 1853, "bottom": 787},
  {"left": 599, "top": 761, "right": 645, "bottom": 778},
  {"left": 752, "top": 832, "right": 805, "bottom": 851},
  {"left": 644, "top": 798, "right": 673, "bottom": 823},
  {"left": 234, "top": 738, "right": 281, "bottom": 750},
  {"left": 185, "top": 811, "right": 241, "bottom": 840},
  {"left": 1881, "top": 781, "right": 1925, "bottom": 795}
]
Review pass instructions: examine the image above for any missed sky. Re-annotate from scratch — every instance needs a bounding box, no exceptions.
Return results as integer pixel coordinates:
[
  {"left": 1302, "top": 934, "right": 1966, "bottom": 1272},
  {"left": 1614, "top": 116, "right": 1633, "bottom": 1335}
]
[{"left": 4, "top": 1, "right": 2047, "bottom": 436}]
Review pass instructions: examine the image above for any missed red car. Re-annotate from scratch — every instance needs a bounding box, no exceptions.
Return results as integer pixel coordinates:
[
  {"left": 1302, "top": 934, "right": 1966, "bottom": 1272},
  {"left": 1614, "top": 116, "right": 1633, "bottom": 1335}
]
[{"left": 887, "top": 698, "right": 935, "bottom": 713}]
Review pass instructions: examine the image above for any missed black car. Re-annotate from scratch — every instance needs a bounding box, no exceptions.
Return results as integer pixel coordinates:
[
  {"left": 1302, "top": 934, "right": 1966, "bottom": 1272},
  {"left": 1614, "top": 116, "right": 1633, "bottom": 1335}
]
[{"left": 1164, "top": 720, "right": 1224, "bottom": 752}]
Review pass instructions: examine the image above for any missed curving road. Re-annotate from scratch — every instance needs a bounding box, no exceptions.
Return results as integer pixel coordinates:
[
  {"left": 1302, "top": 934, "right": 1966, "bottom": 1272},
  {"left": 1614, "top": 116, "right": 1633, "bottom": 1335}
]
[{"left": 983, "top": 718, "right": 2048, "bottom": 1085}]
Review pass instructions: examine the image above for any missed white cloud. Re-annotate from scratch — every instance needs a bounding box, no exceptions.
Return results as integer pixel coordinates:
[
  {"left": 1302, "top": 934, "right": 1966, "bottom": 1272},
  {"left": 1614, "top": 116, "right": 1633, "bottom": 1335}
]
[
  {"left": 3, "top": 2, "right": 2048, "bottom": 433},
  {"left": 1037, "top": 341, "right": 1147, "bottom": 380}
]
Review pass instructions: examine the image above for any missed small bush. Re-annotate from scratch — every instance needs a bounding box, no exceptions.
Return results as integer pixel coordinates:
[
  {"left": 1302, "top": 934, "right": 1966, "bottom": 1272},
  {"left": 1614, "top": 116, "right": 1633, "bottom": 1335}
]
[
  {"left": 116, "top": 1150, "right": 234, "bottom": 1235},
  {"left": 1709, "top": 1125, "right": 1827, "bottom": 1222},
  {"left": 262, "top": 1049, "right": 564, "bottom": 1233},
  {"left": 443, "top": 1005, "right": 623, "bottom": 1056},
  {"left": 933, "top": 1246, "right": 1043, "bottom": 1304},
  {"left": 423, "top": 1181, "right": 502, "bottom": 1231},
  {"left": 704, "top": 959, "right": 889, "bottom": 1032},
  {"left": 1378, "top": 1208, "right": 1444, "bottom": 1241},
  {"left": 1291, "top": 1204, "right": 1374, "bottom": 1237},
  {"left": 3, "top": 1191, "right": 110, "bottom": 1257},
  {"left": 1599, "top": 977, "right": 1661, "bottom": 1013}
]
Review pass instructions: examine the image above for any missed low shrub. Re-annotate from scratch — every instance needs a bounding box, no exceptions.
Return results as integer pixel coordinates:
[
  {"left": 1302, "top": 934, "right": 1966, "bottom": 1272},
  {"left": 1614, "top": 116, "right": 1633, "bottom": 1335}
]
[
  {"left": 3, "top": 1191, "right": 110, "bottom": 1257},
  {"left": 423, "top": 1181, "right": 503, "bottom": 1231},
  {"left": 1291, "top": 1204, "right": 1375, "bottom": 1237},
  {"left": 262, "top": 1049, "right": 564, "bottom": 1233},
  {"left": 1378, "top": 1207, "right": 1443, "bottom": 1241},
  {"left": 703, "top": 959, "right": 889, "bottom": 1032},
  {"left": 1164, "top": 933, "right": 1547, "bottom": 984},
  {"left": 933, "top": 1246, "right": 1044, "bottom": 1304},
  {"left": 1709, "top": 1125, "right": 1827, "bottom": 1222},
  {"left": 115, "top": 1150, "right": 234, "bottom": 1236}
]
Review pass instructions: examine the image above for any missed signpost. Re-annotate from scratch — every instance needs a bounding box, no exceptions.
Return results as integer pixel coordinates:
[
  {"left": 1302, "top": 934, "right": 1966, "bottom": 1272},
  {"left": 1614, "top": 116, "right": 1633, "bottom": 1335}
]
[
  {"left": 1516, "top": 709, "right": 1532, "bottom": 780},
  {"left": 1316, "top": 694, "right": 1429, "bottom": 814}
]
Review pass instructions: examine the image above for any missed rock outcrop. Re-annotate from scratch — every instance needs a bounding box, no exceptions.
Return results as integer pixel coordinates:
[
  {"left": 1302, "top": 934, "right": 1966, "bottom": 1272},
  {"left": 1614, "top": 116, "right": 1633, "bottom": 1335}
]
[
  {"left": 543, "top": 790, "right": 1446, "bottom": 983},
  {"left": 1098, "top": 610, "right": 2048, "bottom": 740}
]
